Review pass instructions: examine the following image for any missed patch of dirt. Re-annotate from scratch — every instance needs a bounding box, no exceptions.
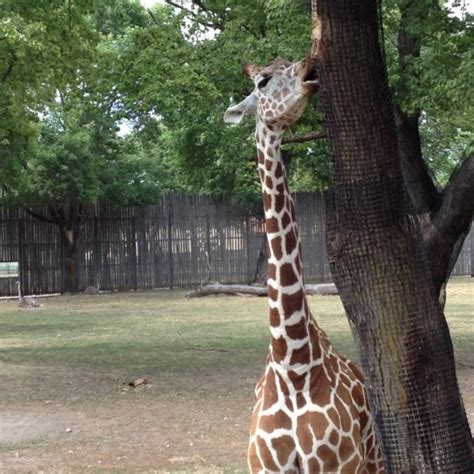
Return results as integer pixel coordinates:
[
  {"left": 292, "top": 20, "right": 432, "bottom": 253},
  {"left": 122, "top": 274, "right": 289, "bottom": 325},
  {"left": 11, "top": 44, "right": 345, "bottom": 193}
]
[
  {"left": 0, "top": 413, "right": 76, "bottom": 444},
  {"left": 0, "top": 361, "right": 256, "bottom": 472},
  {"left": 0, "top": 365, "right": 472, "bottom": 472}
]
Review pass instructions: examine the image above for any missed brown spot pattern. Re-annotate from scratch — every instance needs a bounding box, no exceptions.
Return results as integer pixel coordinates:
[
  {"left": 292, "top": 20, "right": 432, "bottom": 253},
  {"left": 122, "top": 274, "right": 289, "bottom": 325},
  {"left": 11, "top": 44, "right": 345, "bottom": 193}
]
[
  {"left": 267, "top": 263, "right": 277, "bottom": 280},
  {"left": 266, "top": 217, "right": 279, "bottom": 233},
  {"left": 272, "top": 435, "right": 296, "bottom": 467},
  {"left": 269, "top": 307, "right": 280, "bottom": 327},
  {"left": 285, "top": 229, "right": 297, "bottom": 254},
  {"left": 286, "top": 323, "right": 307, "bottom": 340},
  {"left": 272, "top": 337, "right": 288, "bottom": 363},
  {"left": 269, "top": 238, "right": 282, "bottom": 261},
  {"left": 317, "top": 445, "right": 338, "bottom": 471},
  {"left": 263, "top": 191, "right": 272, "bottom": 210},
  {"left": 275, "top": 162, "right": 284, "bottom": 177},
  {"left": 289, "top": 345, "right": 310, "bottom": 366},
  {"left": 281, "top": 290, "right": 303, "bottom": 317},
  {"left": 341, "top": 455, "right": 361, "bottom": 474},
  {"left": 268, "top": 285, "right": 278, "bottom": 302},
  {"left": 274, "top": 193, "right": 285, "bottom": 213},
  {"left": 260, "top": 411, "right": 292, "bottom": 432},
  {"left": 310, "top": 372, "right": 331, "bottom": 407},
  {"left": 256, "top": 436, "right": 280, "bottom": 471},
  {"left": 307, "top": 458, "right": 321, "bottom": 472},
  {"left": 288, "top": 370, "right": 305, "bottom": 391},
  {"left": 280, "top": 263, "right": 298, "bottom": 287},
  {"left": 329, "top": 429, "right": 340, "bottom": 446},
  {"left": 339, "top": 436, "right": 356, "bottom": 462}
]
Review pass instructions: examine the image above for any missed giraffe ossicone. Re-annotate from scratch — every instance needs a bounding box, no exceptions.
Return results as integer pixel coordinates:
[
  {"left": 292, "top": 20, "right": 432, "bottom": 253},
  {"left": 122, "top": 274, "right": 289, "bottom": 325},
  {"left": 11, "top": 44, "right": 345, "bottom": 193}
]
[{"left": 224, "top": 57, "right": 385, "bottom": 473}]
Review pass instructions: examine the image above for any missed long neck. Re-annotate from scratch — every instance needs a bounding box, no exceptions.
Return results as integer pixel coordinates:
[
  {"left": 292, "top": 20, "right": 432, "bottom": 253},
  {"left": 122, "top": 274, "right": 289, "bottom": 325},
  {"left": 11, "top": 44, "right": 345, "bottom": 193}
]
[{"left": 256, "top": 120, "right": 319, "bottom": 372}]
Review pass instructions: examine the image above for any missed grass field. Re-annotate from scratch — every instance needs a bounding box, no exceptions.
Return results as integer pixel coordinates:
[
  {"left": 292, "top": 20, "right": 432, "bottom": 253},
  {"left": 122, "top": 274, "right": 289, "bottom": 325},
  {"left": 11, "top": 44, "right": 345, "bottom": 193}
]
[{"left": 0, "top": 277, "right": 472, "bottom": 472}]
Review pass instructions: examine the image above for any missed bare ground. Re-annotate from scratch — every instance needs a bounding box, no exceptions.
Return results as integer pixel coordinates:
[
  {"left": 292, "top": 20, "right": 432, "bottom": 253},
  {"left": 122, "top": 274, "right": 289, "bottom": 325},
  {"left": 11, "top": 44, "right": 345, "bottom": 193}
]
[
  {"left": 0, "top": 360, "right": 472, "bottom": 472},
  {"left": 0, "top": 360, "right": 256, "bottom": 472},
  {"left": 0, "top": 281, "right": 472, "bottom": 472}
]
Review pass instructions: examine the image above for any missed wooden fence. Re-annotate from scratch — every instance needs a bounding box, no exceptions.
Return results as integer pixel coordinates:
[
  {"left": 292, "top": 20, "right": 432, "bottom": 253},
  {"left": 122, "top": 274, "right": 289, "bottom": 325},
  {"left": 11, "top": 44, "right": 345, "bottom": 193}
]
[{"left": 0, "top": 193, "right": 471, "bottom": 297}]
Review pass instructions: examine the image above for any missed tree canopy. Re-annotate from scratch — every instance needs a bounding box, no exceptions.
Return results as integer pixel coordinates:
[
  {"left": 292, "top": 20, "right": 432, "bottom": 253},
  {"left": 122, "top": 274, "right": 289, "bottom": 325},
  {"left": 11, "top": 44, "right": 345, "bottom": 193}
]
[{"left": 0, "top": 0, "right": 472, "bottom": 207}]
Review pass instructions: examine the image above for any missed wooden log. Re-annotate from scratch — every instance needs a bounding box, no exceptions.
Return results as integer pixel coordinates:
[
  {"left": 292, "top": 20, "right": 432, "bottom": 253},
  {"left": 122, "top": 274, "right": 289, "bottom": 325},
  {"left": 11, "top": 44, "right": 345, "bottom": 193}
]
[
  {"left": 305, "top": 283, "right": 338, "bottom": 296},
  {"left": 186, "top": 283, "right": 337, "bottom": 298}
]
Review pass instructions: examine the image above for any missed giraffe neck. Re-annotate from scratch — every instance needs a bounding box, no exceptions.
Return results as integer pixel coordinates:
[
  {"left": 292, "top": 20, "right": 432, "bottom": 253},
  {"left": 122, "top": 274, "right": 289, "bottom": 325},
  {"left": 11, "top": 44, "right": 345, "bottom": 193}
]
[{"left": 256, "top": 120, "right": 322, "bottom": 373}]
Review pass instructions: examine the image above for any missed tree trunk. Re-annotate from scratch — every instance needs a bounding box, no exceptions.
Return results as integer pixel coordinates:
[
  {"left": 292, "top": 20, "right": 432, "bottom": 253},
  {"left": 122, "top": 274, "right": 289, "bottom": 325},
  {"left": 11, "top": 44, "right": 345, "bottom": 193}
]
[
  {"left": 51, "top": 204, "right": 84, "bottom": 294},
  {"left": 312, "top": 0, "right": 473, "bottom": 471},
  {"left": 24, "top": 203, "right": 85, "bottom": 293},
  {"left": 60, "top": 227, "right": 80, "bottom": 294}
]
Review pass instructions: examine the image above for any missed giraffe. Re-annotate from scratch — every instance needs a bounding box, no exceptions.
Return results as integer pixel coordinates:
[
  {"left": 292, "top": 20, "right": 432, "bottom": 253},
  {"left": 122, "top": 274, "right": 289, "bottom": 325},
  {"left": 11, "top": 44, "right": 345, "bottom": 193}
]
[{"left": 224, "top": 58, "right": 385, "bottom": 473}]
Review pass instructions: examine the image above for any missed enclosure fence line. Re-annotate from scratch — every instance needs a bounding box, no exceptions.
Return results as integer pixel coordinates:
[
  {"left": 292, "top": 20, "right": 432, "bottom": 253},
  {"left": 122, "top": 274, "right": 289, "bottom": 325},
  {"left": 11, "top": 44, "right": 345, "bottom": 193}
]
[{"left": 0, "top": 192, "right": 471, "bottom": 297}]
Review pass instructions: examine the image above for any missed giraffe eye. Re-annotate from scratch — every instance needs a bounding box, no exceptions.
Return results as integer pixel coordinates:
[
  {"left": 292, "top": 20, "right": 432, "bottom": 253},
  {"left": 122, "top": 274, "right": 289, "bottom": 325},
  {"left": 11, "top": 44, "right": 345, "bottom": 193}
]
[{"left": 257, "top": 76, "right": 272, "bottom": 89}]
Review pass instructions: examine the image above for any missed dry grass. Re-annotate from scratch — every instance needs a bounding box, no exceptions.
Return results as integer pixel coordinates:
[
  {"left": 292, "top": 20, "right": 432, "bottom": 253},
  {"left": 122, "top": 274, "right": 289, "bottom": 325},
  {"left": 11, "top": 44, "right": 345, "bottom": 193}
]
[{"left": 0, "top": 277, "right": 472, "bottom": 472}]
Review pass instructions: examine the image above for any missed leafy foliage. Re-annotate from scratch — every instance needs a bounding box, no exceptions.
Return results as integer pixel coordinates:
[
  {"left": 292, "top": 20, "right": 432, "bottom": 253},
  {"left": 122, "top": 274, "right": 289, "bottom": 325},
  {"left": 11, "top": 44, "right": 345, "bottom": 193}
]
[
  {"left": 383, "top": 0, "right": 473, "bottom": 184},
  {"left": 0, "top": 0, "right": 472, "bottom": 206}
]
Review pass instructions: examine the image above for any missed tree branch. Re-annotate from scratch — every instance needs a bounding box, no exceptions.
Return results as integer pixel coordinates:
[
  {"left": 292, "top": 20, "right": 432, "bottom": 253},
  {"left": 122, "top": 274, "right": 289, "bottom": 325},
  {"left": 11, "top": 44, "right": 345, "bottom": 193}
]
[
  {"left": 191, "top": 0, "right": 226, "bottom": 28},
  {"left": 146, "top": 8, "right": 159, "bottom": 25},
  {"left": 23, "top": 207, "right": 56, "bottom": 225},
  {"left": 424, "top": 153, "right": 474, "bottom": 294},
  {"left": 394, "top": 106, "right": 441, "bottom": 213},
  {"left": 1, "top": 54, "right": 16, "bottom": 83},
  {"left": 434, "top": 153, "right": 474, "bottom": 237},
  {"left": 282, "top": 131, "right": 327, "bottom": 144},
  {"left": 164, "top": 0, "right": 222, "bottom": 30},
  {"left": 394, "top": 2, "right": 441, "bottom": 214}
]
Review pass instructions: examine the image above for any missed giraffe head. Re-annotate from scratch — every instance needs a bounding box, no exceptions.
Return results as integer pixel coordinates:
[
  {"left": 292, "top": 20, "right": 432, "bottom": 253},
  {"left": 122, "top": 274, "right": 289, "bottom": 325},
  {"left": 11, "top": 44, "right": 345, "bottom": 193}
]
[{"left": 224, "top": 57, "right": 318, "bottom": 127}]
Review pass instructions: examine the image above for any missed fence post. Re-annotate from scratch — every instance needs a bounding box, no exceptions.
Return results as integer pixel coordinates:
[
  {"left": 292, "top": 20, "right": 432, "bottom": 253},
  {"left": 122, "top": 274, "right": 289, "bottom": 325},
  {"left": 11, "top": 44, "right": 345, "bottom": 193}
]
[
  {"left": 131, "top": 215, "right": 138, "bottom": 290},
  {"left": 168, "top": 195, "right": 174, "bottom": 289},
  {"left": 17, "top": 218, "right": 26, "bottom": 294},
  {"left": 59, "top": 226, "right": 65, "bottom": 293},
  {"left": 471, "top": 227, "right": 473, "bottom": 277},
  {"left": 206, "top": 214, "right": 211, "bottom": 277},
  {"left": 93, "top": 215, "right": 100, "bottom": 288},
  {"left": 245, "top": 213, "right": 251, "bottom": 284}
]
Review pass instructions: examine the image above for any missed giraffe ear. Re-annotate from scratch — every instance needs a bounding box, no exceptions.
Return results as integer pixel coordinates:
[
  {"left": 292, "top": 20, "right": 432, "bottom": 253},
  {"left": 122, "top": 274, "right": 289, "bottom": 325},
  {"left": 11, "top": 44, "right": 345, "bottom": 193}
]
[
  {"left": 223, "top": 93, "right": 257, "bottom": 124},
  {"left": 243, "top": 63, "right": 261, "bottom": 79}
]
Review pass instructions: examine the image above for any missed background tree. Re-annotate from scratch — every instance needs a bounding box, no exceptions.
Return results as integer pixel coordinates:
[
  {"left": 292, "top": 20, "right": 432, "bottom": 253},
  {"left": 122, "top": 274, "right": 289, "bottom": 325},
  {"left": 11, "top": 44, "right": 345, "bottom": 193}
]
[
  {"left": 384, "top": 0, "right": 474, "bottom": 304},
  {"left": 0, "top": 0, "right": 179, "bottom": 291}
]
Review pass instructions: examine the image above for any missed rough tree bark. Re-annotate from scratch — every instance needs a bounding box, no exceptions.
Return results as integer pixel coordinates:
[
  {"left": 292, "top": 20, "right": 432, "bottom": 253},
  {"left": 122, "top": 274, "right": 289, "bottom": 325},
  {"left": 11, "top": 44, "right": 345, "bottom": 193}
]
[{"left": 312, "top": 0, "right": 473, "bottom": 471}]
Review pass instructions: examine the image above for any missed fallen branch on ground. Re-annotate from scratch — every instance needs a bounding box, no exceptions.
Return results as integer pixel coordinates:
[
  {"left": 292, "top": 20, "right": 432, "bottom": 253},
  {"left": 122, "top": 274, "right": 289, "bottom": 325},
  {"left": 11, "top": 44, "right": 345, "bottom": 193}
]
[{"left": 186, "top": 283, "right": 337, "bottom": 298}]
